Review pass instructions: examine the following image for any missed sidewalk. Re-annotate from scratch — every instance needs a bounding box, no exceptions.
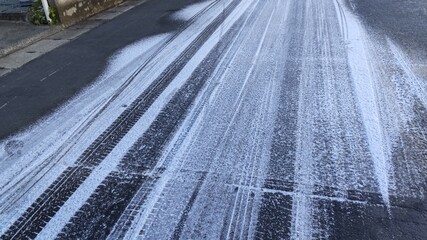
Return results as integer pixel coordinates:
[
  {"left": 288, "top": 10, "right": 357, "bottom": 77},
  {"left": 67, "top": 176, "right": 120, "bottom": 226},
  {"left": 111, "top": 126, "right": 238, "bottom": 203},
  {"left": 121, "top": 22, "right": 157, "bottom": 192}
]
[
  {"left": 0, "top": 0, "right": 145, "bottom": 77},
  {"left": 0, "top": 21, "right": 58, "bottom": 63}
]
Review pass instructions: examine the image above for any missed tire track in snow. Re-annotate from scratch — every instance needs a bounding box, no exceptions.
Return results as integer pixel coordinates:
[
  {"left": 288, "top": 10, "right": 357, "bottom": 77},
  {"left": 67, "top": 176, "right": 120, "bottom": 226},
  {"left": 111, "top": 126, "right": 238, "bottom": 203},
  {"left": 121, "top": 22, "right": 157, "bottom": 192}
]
[
  {"left": 1, "top": 0, "right": 426, "bottom": 239},
  {"left": 340, "top": 0, "right": 393, "bottom": 207},
  {"left": 378, "top": 38, "right": 427, "bottom": 200},
  {"left": 168, "top": 1, "right": 281, "bottom": 238},
  {"left": 254, "top": 0, "right": 305, "bottom": 238},
  {"left": 387, "top": 39, "right": 427, "bottom": 110},
  {"left": 121, "top": 0, "right": 284, "bottom": 238},
  {"left": 222, "top": 1, "right": 279, "bottom": 238},
  {"left": 0, "top": 0, "right": 241, "bottom": 238},
  {"left": 284, "top": 0, "right": 427, "bottom": 238},
  {"left": 113, "top": 1, "right": 264, "bottom": 238},
  {"left": 0, "top": 0, "right": 218, "bottom": 215},
  {"left": 53, "top": 0, "right": 256, "bottom": 239},
  {"left": 0, "top": 1, "right": 219, "bottom": 234},
  {"left": 290, "top": 0, "right": 386, "bottom": 238}
]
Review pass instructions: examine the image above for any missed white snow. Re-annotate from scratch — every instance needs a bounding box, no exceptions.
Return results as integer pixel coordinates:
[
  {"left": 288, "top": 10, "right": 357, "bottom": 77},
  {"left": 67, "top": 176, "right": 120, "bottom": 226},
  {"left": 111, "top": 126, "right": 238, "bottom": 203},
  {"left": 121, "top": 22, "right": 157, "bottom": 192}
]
[
  {"left": 170, "top": 0, "right": 215, "bottom": 21},
  {"left": 0, "top": 2, "right": 231, "bottom": 231},
  {"left": 120, "top": 0, "right": 283, "bottom": 238},
  {"left": 0, "top": 33, "right": 170, "bottom": 235},
  {"left": 1, "top": 0, "right": 427, "bottom": 238},
  {"left": 339, "top": 0, "right": 392, "bottom": 207},
  {"left": 36, "top": 0, "right": 251, "bottom": 238},
  {"left": 387, "top": 38, "right": 427, "bottom": 109},
  {"left": 102, "top": 34, "right": 169, "bottom": 80}
]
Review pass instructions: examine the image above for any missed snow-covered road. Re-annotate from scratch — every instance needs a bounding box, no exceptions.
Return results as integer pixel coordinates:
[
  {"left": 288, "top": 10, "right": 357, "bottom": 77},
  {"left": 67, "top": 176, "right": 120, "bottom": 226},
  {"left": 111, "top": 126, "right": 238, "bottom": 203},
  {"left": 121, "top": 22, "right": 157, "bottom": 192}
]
[{"left": 1, "top": 0, "right": 426, "bottom": 239}]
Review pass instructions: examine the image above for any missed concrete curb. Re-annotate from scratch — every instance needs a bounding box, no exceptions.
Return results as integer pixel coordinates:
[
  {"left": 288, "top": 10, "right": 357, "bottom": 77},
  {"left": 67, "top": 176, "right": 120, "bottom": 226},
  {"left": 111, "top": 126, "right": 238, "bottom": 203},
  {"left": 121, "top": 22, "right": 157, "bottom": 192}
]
[
  {"left": 0, "top": 26, "right": 62, "bottom": 58},
  {"left": 54, "top": 0, "right": 125, "bottom": 27}
]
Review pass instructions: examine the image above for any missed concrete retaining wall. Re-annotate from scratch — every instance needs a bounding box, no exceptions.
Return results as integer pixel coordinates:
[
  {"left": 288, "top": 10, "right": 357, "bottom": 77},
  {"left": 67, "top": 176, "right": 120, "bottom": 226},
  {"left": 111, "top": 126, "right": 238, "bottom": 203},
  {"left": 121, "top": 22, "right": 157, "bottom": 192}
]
[{"left": 52, "top": 0, "right": 125, "bottom": 26}]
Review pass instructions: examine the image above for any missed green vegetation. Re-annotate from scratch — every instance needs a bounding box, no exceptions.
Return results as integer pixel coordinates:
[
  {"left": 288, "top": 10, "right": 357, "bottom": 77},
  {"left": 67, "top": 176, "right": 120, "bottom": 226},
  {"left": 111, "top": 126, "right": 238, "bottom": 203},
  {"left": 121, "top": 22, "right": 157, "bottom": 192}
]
[{"left": 29, "top": 0, "right": 57, "bottom": 25}]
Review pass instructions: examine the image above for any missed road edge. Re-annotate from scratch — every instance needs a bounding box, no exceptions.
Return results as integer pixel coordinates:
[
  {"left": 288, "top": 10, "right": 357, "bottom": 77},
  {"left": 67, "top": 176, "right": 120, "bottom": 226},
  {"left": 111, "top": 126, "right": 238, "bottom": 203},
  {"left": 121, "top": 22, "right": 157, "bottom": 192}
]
[{"left": 0, "top": 0, "right": 149, "bottom": 78}]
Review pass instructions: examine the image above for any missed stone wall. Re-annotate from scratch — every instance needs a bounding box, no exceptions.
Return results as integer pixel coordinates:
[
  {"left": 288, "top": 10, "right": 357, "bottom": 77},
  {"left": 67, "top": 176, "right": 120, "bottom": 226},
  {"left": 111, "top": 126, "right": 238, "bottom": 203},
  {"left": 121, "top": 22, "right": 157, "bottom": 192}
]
[{"left": 52, "top": 0, "right": 125, "bottom": 26}]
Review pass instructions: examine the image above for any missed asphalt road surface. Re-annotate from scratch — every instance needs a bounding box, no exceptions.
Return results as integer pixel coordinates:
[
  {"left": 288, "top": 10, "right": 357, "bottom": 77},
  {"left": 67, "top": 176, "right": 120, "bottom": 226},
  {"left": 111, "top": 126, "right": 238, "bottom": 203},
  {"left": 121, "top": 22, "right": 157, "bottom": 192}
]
[{"left": 1, "top": 0, "right": 426, "bottom": 239}]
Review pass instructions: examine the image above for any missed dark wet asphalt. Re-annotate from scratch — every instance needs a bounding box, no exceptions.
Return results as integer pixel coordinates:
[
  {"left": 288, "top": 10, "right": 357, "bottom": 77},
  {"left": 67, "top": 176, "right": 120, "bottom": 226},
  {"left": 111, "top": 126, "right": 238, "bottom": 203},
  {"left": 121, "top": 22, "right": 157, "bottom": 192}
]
[{"left": 349, "top": 0, "right": 427, "bottom": 59}]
